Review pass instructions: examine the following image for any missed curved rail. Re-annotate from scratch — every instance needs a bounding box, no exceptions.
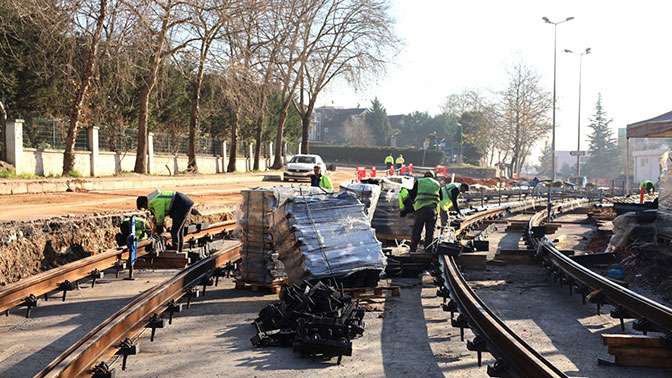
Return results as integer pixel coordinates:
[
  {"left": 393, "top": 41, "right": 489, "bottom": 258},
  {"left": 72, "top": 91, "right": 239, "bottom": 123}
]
[
  {"left": 36, "top": 241, "right": 241, "bottom": 378},
  {"left": 0, "top": 220, "right": 236, "bottom": 315},
  {"left": 437, "top": 199, "right": 567, "bottom": 377},
  {"left": 527, "top": 200, "right": 672, "bottom": 335}
]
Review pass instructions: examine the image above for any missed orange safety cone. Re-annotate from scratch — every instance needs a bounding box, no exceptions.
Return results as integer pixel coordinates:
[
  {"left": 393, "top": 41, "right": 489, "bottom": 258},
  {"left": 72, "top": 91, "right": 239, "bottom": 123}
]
[
  {"left": 389, "top": 164, "right": 395, "bottom": 176},
  {"left": 371, "top": 166, "right": 377, "bottom": 177},
  {"left": 400, "top": 164, "right": 407, "bottom": 175},
  {"left": 408, "top": 163, "right": 414, "bottom": 174},
  {"left": 640, "top": 187, "right": 645, "bottom": 204}
]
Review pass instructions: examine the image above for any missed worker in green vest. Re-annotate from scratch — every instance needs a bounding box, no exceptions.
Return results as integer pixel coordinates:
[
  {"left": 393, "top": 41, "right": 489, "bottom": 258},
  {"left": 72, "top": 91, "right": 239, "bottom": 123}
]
[
  {"left": 384, "top": 154, "right": 394, "bottom": 166},
  {"left": 439, "top": 181, "right": 470, "bottom": 226},
  {"left": 407, "top": 171, "right": 443, "bottom": 253},
  {"left": 136, "top": 189, "right": 194, "bottom": 251},
  {"left": 640, "top": 180, "right": 655, "bottom": 194},
  {"left": 395, "top": 154, "right": 405, "bottom": 173},
  {"left": 310, "top": 165, "right": 333, "bottom": 190}
]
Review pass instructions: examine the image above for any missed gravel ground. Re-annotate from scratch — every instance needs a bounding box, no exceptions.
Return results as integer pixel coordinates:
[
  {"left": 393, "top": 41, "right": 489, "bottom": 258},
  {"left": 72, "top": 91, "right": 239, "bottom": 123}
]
[{"left": 0, "top": 269, "right": 179, "bottom": 377}]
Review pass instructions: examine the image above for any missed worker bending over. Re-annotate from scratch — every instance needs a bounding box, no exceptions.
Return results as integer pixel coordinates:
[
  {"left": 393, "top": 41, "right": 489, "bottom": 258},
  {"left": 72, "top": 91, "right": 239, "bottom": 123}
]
[
  {"left": 137, "top": 190, "right": 194, "bottom": 251},
  {"left": 310, "top": 165, "right": 333, "bottom": 190},
  {"left": 439, "top": 181, "right": 470, "bottom": 226},
  {"left": 640, "top": 180, "right": 655, "bottom": 194},
  {"left": 407, "top": 171, "right": 443, "bottom": 253}
]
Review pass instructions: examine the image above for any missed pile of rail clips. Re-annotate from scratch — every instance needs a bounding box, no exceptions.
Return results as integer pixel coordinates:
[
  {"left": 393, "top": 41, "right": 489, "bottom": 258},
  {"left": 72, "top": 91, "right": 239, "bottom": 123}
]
[{"left": 251, "top": 281, "right": 366, "bottom": 364}]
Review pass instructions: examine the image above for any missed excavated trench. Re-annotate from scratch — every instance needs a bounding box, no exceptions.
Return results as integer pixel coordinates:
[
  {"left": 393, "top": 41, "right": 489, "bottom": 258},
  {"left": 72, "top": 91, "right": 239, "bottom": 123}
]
[{"left": 0, "top": 209, "right": 233, "bottom": 285}]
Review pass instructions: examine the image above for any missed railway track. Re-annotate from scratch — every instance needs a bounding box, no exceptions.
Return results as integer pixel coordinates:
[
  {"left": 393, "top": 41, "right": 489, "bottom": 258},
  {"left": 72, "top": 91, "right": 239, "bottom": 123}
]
[
  {"left": 434, "top": 199, "right": 568, "bottom": 377},
  {"left": 36, "top": 241, "right": 241, "bottom": 378},
  {"left": 0, "top": 220, "right": 236, "bottom": 317},
  {"left": 526, "top": 201, "right": 672, "bottom": 336}
]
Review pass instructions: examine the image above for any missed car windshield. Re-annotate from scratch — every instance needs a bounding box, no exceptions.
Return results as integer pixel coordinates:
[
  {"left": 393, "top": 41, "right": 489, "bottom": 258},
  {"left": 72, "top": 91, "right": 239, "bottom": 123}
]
[{"left": 290, "top": 156, "right": 316, "bottom": 164}]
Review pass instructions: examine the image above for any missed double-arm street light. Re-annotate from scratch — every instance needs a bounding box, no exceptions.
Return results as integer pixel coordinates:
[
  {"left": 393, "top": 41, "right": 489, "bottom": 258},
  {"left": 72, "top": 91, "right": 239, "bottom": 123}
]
[
  {"left": 564, "top": 47, "right": 591, "bottom": 180},
  {"left": 542, "top": 16, "right": 574, "bottom": 221}
]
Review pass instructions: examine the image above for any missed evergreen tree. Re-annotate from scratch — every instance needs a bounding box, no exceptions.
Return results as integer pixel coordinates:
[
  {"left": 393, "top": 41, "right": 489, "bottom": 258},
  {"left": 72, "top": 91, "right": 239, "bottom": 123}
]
[
  {"left": 583, "top": 94, "right": 620, "bottom": 178},
  {"left": 366, "top": 97, "right": 391, "bottom": 145},
  {"left": 537, "top": 140, "right": 553, "bottom": 177}
]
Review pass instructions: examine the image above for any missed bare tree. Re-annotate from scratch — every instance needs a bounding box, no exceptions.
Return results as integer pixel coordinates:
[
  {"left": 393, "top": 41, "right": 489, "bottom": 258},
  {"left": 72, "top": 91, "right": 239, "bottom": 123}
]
[
  {"left": 498, "top": 63, "right": 551, "bottom": 176},
  {"left": 62, "top": 0, "right": 109, "bottom": 175},
  {"left": 123, "top": 0, "right": 195, "bottom": 174},
  {"left": 296, "top": 0, "right": 396, "bottom": 154}
]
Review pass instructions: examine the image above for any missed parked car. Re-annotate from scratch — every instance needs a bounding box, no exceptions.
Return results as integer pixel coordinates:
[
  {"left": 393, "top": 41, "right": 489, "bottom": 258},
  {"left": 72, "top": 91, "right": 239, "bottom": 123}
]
[{"left": 283, "top": 154, "right": 327, "bottom": 182}]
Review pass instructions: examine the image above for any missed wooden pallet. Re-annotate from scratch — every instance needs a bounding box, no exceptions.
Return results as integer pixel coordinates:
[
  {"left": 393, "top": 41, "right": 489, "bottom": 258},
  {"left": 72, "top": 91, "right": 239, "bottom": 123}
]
[
  {"left": 234, "top": 279, "right": 285, "bottom": 294},
  {"left": 341, "top": 285, "right": 401, "bottom": 299}
]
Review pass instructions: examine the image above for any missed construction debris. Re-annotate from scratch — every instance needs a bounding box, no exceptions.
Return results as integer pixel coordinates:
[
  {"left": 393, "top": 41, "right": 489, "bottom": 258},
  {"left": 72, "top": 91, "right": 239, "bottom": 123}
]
[
  {"left": 237, "top": 187, "right": 323, "bottom": 285},
  {"left": 272, "top": 192, "right": 386, "bottom": 286},
  {"left": 251, "top": 281, "right": 366, "bottom": 363}
]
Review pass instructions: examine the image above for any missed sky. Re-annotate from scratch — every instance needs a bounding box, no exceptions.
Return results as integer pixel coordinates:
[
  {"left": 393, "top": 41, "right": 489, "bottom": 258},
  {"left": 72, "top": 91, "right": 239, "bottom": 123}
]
[{"left": 318, "top": 0, "right": 672, "bottom": 154}]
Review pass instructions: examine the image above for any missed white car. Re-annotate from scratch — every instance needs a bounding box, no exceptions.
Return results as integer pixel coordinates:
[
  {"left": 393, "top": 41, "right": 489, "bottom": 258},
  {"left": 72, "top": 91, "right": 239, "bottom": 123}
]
[{"left": 283, "top": 154, "right": 327, "bottom": 181}]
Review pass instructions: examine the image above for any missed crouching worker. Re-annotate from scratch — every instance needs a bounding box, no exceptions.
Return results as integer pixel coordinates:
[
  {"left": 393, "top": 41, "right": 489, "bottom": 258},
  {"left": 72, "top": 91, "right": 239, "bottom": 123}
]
[{"left": 137, "top": 190, "right": 194, "bottom": 251}]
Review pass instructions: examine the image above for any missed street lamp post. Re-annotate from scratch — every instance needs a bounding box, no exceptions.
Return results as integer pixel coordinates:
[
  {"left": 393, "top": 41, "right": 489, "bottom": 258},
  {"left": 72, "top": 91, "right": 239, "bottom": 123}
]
[
  {"left": 543, "top": 16, "right": 574, "bottom": 221},
  {"left": 564, "top": 47, "right": 591, "bottom": 181}
]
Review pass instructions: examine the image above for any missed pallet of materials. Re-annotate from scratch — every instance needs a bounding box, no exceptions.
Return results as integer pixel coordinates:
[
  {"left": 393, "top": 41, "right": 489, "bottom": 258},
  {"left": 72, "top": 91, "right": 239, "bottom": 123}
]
[
  {"left": 271, "top": 191, "right": 386, "bottom": 286},
  {"left": 369, "top": 178, "right": 414, "bottom": 241},
  {"left": 237, "top": 186, "right": 323, "bottom": 285}
]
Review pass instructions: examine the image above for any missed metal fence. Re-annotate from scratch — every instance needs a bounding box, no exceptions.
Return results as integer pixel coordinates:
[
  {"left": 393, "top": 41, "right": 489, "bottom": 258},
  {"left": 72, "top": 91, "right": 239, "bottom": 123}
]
[
  {"left": 153, "top": 132, "right": 223, "bottom": 156},
  {"left": 23, "top": 118, "right": 89, "bottom": 150},
  {"left": 99, "top": 127, "right": 138, "bottom": 153}
]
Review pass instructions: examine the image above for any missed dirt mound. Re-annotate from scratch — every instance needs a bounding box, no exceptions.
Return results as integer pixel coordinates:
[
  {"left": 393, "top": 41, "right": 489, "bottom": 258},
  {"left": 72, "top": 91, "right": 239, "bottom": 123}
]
[{"left": 621, "top": 243, "right": 672, "bottom": 302}]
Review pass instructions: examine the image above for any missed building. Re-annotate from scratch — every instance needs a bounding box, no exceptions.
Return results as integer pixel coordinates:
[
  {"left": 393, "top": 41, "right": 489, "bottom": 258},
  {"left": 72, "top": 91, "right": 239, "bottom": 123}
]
[
  {"left": 626, "top": 110, "right": 672, "bottom": 189},
  {"left": 309, "top": 107, "right": 367, "bottom": 144}
]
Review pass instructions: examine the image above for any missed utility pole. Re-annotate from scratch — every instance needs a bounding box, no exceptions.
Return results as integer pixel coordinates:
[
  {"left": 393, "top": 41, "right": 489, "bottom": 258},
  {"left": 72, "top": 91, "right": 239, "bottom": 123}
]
[
  {"left": 543, "top": 16, "right": 574, "bottom": 221},
  {"left": 565, "top": 47, "right": 591, "bottom": 180}
]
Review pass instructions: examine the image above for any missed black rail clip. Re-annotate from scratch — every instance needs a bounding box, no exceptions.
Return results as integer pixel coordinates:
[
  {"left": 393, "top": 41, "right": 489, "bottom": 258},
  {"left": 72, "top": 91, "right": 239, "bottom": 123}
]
[
  {"left": 165, "top": 300, "right": 183, "bottom": 325},
  {"left": 58, "top": 280, "right": 77, "bottom": 301},
  {"left": 116, "top": 338, "right": 138, "bottom": 371},
  {"left": 451, "top": 313, "right": 469, "bottom": 341},
  {"left": 92, "top": 362, "right": 115, "bottom": 378},
  {"left": 90, "top": 269, "right": 104, "bottom": 288},
  {"left": 441, "top": 299, "right": 458, "bottom": 319},
  {"left": 467, "top": 335, "right": 488, "bottom": 366},
  {"left": 146, "top": 313, "right": 165, "bottom": 342},
  {"left": 199, "top": 275, "right": 214, "bottom": 295},
  {"left": 436, "top": 286, "right": 450, "bottom": 302},
  {"left": 487, "top": 358, "right": 508, "bottom": 377},
  {"left": 22, "top": 294, "right": 39, "bottom": 318},
  {"left": 184, "top": 287, "right": 201, "bottom": 308}
]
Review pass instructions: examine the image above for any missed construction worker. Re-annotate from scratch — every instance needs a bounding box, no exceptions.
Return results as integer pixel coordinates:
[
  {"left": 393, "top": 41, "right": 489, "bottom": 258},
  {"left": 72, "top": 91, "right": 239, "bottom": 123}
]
[
  {"left": 384, "top": 153, "right": 394, "bottom": 167},
  {"left": 136, "top": 190, "right": 194, "bottom": 252},
  {"left": 408, "top": 171, "right": 443, "bottom": 253},
  {"left": 310, "top": 165, "right": 333, "bottom": 190},
  {"left": 439, "top": 181, "right": 470, "bottom": 226},
  {"left": 640, "top": 180, "right": 655, "bottom": 194},
  {"left": 395, "top": 154, "right": 405, "bottom": 173}
]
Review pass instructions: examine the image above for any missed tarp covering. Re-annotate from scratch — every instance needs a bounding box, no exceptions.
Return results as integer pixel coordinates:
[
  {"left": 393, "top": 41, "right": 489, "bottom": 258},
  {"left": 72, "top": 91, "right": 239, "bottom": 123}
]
[
  {"left": 370, "top": 178, "right": 414, "bottom": 240},
  {"left": 272, "top": 191, "right": 386, "bottom": 284},
  {"left": 339, "top": 182, "right": 381, "bottom": 222}
]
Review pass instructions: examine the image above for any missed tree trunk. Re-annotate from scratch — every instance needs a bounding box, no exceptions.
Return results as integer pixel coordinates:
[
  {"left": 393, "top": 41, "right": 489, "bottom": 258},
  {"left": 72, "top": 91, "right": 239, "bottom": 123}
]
[
  {"left": 62, "top": 0, "right": 107, "bottom": 175},
  {"left": 227, "top": 111, "right": 238, "bottom": 172},
  {"left": 188, "top": 63, "right": 205, "bottom": 173},
  {"left": 253, "top": 115, "right": 263, "bottom": 171},
  {"left": 134, "top": 84, "right": 151, "bottom": 173},
  {"left": 271, "top": 108, "right": 288, "bottom": 169}
]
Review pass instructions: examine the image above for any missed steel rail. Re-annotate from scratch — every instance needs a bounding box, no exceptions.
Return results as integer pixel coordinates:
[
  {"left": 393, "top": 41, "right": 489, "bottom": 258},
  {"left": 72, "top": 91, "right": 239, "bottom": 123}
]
[
  {"left": 36, "top": 241, "right": 241, "bottom": 378},
  {"left": 437, "top": 199, "right": 567, "bottom": 377},
  {"left": 0, "top": 221, "right": 236, "bottom": 315},
  {"left": 527, "top": 200, "right": 672, "bottom": 334}
]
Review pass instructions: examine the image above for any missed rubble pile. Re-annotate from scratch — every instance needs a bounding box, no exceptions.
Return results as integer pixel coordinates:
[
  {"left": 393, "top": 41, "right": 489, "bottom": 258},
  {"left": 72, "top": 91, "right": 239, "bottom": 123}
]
[
  {"left": 621, "top": 243, "right": 672, "bottom": 302},
  {"left": 237, "top": 187, "right": 323, "bottom": 284},
  {"left": 271, "top": 191, "right": 386, "bottom": 286},
  {"left": 251, "top": 281, "right": 366, "bottom": 362},
  {"left": 369, "top": 179, "right": 414, "bottom": 239}
]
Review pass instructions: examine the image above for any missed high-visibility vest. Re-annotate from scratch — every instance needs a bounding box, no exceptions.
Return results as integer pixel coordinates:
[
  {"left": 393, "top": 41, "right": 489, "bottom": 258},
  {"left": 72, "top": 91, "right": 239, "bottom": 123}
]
[
  {"left": 319, "top": 175, "right": 333, "bottom": 190},
  {"left": 396, "top": 156, "right": 405, "bottom": 164},
  {"left": 640, "top": 180, "right": 654, "bottom": 192},
  {"left": 384, "top": 155, "right": 394, "bottom": 165},
  {"left": 148, "top": 190, "right": 175, "bottom": 226},
  {"left": 399, "top": 187, "right": 409, "bottom": 210},
  {"left": 413, "top": 177, "right": 440, "bottom": 211},
  {"left": 440, "top": 183, "right": 460, "bottom": 211}
]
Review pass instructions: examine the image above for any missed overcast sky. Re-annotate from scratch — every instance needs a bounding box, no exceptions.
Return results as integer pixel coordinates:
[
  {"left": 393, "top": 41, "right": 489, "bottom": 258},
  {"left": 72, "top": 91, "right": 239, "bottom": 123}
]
[{"left": 319, "top": 0, "right": 672, "bottom": 153}]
